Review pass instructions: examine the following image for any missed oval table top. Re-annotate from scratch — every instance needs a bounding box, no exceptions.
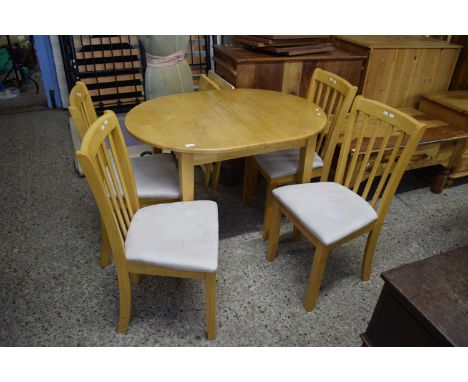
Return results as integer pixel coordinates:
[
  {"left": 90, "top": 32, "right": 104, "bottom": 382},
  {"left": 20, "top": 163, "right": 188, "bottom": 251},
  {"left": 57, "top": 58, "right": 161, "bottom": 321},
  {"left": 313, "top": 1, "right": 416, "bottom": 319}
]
[{"left": 125, "top": 89, "right": 327, "bottom": 154}]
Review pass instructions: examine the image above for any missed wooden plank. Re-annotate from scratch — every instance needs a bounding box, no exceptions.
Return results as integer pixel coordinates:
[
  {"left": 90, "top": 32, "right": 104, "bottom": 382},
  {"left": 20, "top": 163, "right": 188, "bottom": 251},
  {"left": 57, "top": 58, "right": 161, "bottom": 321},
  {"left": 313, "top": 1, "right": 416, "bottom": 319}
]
[
  {"left": 78, "top": 61, "right": 141, "bottom": 72},
  {"left": 334, "top": 35, "right": 462, "bottom": 49},
  {"left": 81, "top": 73, "right": 143, "bottom": 85},
  {"left": 214, "top": 45, "right": 367, "bottom": 63},
  {"left": 234, "top": 35, "right": 319, "bottom": 48},
  {"left": 74, "top": 35, "right": 139, "bottom": 47},
  {"left": 264, "top": 44, "right": 335, "bottom": 56},
  {"left": 88, "top": 85, "right": 143, "bottom": 96},
  {"left": 421, "top": 91, "right": 468, "bottom": 116},
  {"left": 75, "top": 49, "right": 137, "bottom": 59},
  {"left": 257, "top": 35, "right": 327, "bottom": 40}
]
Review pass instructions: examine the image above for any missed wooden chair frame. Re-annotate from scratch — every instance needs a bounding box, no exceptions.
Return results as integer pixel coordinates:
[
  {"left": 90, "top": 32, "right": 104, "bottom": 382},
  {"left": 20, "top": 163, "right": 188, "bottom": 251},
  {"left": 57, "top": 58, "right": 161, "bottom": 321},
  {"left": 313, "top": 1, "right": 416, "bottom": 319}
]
[
  {"left": 198, "top": 72, "right": 236, "bottom": 189},
  {"left": 266, "top": 96, "right": 426, "bottom": 311},
  {"left": 242, "top": 68, "right": 358, "bottom": 240},
  {"left": 76, "top": 112, "right": 217, "bottom": 340},
  {"left": 69, "top": 81, "right": 179, "bottom": 268}
]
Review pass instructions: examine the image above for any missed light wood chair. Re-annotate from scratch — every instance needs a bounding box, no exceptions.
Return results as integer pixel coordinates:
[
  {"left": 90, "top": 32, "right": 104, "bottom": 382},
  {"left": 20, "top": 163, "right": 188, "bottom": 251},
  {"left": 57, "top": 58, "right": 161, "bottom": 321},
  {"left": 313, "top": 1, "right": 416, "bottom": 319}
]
[
  {"left": 76, "top": 112, "right": 218, "bottom": 340},
  {"left": 242, "top": 68, "right": 358, "bottom": 240},
  {"left": 69, "top": 81, "right": 180, "bottom": 268},
  {"left": 199, "top": 74, "right": 221, "bottom": 92},
  {"left": 266, "top": 96, "right": 426, "bottom": 312},
  {"left": 206, "top": 70, "right": 235, "bottom": 188},
  {"left": 208, "top": 70, "right": 235, "bottom": 90}
]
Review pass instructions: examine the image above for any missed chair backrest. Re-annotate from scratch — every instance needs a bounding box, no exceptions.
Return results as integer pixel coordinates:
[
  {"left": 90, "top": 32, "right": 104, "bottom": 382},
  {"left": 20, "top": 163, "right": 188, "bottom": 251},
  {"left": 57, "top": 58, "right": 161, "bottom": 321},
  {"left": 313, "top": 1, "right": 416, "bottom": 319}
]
[
  {"left": 199, "top": 74, "right": 221, "bottom": 91},
  {"left": 332, "top": 96, "right": 426, "bottom": 219},
  {"left": 208, "top": 70, "right": 235, "bottom": 89},
  {"left": 306, "top": 68, "right": 357, "bottom": 179},
  {"left": 76, "top": 110, "right": 139, "bottom": 270},
  {"left": 69, "top": 81, "right": 98, "bottom": 139}
]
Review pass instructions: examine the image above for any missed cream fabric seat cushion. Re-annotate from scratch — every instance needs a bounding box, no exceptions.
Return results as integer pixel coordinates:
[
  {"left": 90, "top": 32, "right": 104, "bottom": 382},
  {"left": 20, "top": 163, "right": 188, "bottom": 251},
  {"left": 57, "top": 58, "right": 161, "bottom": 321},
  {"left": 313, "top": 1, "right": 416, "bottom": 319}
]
[
  {"left": 255, "top": 149, "right": 323, "bottom": 179},
  {"left": 125, "top": 201, "right": 218, "bottom": 272},
  {"left": 273, "top": 182, "right": 378, "bottom": 246},
  {"left": 130, "top": 154, "right": 180, "bottom": 199}
]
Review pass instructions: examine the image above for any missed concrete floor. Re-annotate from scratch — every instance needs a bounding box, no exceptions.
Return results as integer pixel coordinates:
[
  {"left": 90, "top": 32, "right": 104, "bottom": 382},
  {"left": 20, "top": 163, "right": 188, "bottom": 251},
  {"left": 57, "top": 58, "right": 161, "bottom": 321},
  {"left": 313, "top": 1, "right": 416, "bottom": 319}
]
[
  {"left": 1, "top": 109, "right": 467, "bottom": 346},
  {"left": 0, "top": 70, "right": 48, "bottom": 115}
]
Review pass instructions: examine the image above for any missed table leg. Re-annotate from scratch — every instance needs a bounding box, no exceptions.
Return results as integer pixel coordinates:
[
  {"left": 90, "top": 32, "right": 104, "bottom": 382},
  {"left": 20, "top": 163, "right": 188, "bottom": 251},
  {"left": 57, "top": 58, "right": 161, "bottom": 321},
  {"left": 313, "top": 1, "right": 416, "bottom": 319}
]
[
  {"left": 297, "top": 135, "right": 317, "bottom": 184},
  {"left": 431, "top": 139, "right": 465, "bottom": 194},
  {"left": 178, "top": 152, "right": 195, "bottom": 201}
]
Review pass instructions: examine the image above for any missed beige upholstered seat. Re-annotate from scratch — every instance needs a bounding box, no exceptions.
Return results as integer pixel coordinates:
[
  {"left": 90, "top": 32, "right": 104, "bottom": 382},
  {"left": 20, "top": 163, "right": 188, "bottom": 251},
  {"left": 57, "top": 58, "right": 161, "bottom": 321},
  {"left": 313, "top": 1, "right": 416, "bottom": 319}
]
[
  {"left": 243, "top": 68, "right": 358, "bottom": 240},
  {"left": 266, "top": 96, "right": 426, "bottom": 313},
  {"left": 76, "top": 111, "right": 219, "bottom": 340},
  {"left": 125, "top": 201, "right": 218, "bottom": 272},
  {"left": 69, "top": 81, "right": 181, "bottom": 268},
  {"left": 273, "top": 182, "right": 377, "bottom": 246},
  {"left": 255, "top": 149, "right": 323, "bottom": 179},
  {"left": 130, "top": 154, "right": 179, "bottom": 199},
  {"left": 69, "top": 81, "right": 180, "bottom": 205}
]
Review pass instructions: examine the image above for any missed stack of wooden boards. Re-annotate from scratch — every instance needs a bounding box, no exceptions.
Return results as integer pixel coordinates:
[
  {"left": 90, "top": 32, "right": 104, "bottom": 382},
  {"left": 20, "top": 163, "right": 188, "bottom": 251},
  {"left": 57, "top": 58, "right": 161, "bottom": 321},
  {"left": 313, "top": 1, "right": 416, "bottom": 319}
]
[{"left": 233, "top": 35, "right": 334, "bottom": 56}]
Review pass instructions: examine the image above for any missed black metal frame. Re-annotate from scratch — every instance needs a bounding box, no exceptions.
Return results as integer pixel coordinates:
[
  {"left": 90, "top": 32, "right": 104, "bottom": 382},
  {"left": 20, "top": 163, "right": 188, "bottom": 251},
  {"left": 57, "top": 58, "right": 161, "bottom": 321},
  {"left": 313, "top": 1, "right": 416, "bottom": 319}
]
[
  {"left": 60, "top": 35, "right": 213, "bottom": 113},
  {"left": 59, "top": 35, "right": 144, "bottom": 113},
  {"left": 2, "top": 35, "right": 39, "bottom": 94}
]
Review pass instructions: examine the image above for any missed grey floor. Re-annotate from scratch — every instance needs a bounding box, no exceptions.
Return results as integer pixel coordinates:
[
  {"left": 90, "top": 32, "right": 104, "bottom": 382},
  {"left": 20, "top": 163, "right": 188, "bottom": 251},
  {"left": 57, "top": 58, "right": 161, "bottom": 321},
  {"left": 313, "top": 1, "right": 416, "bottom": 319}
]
[
  {"left": 1, "top": 109, "right": 467, "bottom": 346},
  {"left": 0, "top": 70, "right": 48, "bottom": 115}
]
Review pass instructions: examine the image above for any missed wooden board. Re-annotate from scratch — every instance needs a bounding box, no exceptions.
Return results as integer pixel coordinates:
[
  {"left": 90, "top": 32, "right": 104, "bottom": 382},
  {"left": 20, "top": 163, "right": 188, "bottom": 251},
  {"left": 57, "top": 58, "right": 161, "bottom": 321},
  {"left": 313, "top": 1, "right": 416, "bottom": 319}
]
[
  {"left": 263, "top": 44, "right": 335, "bottom": 56},
  {"left": 257, "top": 35, "right": 327, "bottom": 40},
  {"left": 234, "top": 35, "right": 321, "bottom": 48},
  {"left": 334, "top": 35, "right": 462, "bottom": 49}
]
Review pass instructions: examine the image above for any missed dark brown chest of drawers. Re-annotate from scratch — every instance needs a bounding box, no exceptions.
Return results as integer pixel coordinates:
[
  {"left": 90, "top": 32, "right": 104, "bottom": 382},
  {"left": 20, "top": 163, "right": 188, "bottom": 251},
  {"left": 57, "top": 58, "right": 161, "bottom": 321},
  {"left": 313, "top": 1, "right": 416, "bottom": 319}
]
[
  {"left": 362, "top": 246, "right": 468, "bottom": 346},
  {"left": 213, "top": 45, "right": 365, "bottom": 98}
]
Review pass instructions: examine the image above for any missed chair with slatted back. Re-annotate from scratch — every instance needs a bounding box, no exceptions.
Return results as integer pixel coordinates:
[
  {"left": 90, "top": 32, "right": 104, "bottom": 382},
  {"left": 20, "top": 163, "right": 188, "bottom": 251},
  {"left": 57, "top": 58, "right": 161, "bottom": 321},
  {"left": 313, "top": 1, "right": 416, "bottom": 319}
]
[
  {"left": 208, "top": 70, "right": 235, "bottom": 90},
  {"left": 197, "top": 74, "right": 222, "bottom": 187},
  {"left": 198, "top": 74, "right": 221, "bottom": 92},
  {"left": 242, "top": 68, "right": 358, "bottom": 240},
  {"left": 69, "top": 81, "right": 180, "bottom": 268},
  {"left": 266, "top": 96, "right": 426, "bottom": 311},
  {"left": 76, "top": 111, "right": 219, "bottom": 339},
  {"left": 205, "top": 70, "right": 235, "bottom": 188}
]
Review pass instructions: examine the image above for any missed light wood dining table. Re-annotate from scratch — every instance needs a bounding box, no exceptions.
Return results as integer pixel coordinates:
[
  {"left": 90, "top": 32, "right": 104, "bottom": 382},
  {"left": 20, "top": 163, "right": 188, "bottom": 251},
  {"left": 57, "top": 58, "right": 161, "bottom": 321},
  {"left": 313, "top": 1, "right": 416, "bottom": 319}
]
[{"left": 125, "top": 88, "right": 327, "bottom": 201}]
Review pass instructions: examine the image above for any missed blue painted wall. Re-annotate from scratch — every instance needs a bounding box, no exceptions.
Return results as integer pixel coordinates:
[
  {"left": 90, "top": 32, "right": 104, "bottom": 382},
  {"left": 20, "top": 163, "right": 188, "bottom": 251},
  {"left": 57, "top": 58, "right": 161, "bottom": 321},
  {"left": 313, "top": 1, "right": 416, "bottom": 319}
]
[{"left": 34, "top": 35, "right": 62, "bottom": 108}]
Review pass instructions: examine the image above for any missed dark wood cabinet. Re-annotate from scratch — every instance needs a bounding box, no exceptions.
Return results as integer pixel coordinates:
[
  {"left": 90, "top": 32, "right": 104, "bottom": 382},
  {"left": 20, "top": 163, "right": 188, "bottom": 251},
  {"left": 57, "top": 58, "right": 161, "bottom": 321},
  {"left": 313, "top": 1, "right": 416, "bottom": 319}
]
[
  {"left": 213, "top": 45, "right": 365, "bottom": 98},
  {"left": 362, "top": 246, "right": 468, "bottom": 346}
]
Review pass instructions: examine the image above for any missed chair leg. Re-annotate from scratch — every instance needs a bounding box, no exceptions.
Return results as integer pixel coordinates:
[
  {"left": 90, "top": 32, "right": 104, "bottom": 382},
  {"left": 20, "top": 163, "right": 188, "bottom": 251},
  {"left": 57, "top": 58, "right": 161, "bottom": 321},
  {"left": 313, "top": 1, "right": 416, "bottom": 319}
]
[
  {"left": 202, "top": 164, "right": 213, "bottom": 187},
  {"left": 205, "top": 272, "right": 217, "bottom": 340},
  {"left": 129, "top": 273, "right": 140, "bottom": 285},
  {"left": 304, "top": 244, "right": 330, "bottom": 312},
  {"left": 211, "top": 162, "right": 222, "bottom": 189},
  {"left": 117, "top": 274, "right": 132, "bottom": 333},
  {"left": 292, "top": 226, "right": 302, "bottom": 241},
  {"left": 100, "top": 222, "right": 111, "bottom": 268},
  {"left": 266, "top": 197, "right": 282, "bottom": 262},
  {"left": 262, "top": 183, "right": 275, "bottom": 240},
  {"left": 361, "top": 225, "right": 382, "bottom": 281},
  {"left": 242, "top": 156, "right": 258, "bottom": 205}
]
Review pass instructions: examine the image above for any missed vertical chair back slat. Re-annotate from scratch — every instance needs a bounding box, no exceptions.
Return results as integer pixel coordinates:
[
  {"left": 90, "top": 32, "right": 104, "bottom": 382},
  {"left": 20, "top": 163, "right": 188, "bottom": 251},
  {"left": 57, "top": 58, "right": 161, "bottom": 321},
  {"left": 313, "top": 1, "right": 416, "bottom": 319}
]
[
  {"left": 306, "top": 69, "right": 358, "bottom": 181},
  {"left": 370, "top": 129, "right": 405, "bottom": 207},
  {"left": 352, "top": 118, "right": 381, "bottom": 194},
  {"left": 360, "top": 123, "right": 393, "bottom": 201},
  {"left": 69, "top": 81, "right": 98, "bottom": 139},
  {"left": 76, "top": 111, "right": 140, "bottom": 261},
  {"left": 344, "top": 112, "right": 369, "bottom": 188},
  {"left": 334, "top": 96, "right": 426, "bottom": 217}
]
